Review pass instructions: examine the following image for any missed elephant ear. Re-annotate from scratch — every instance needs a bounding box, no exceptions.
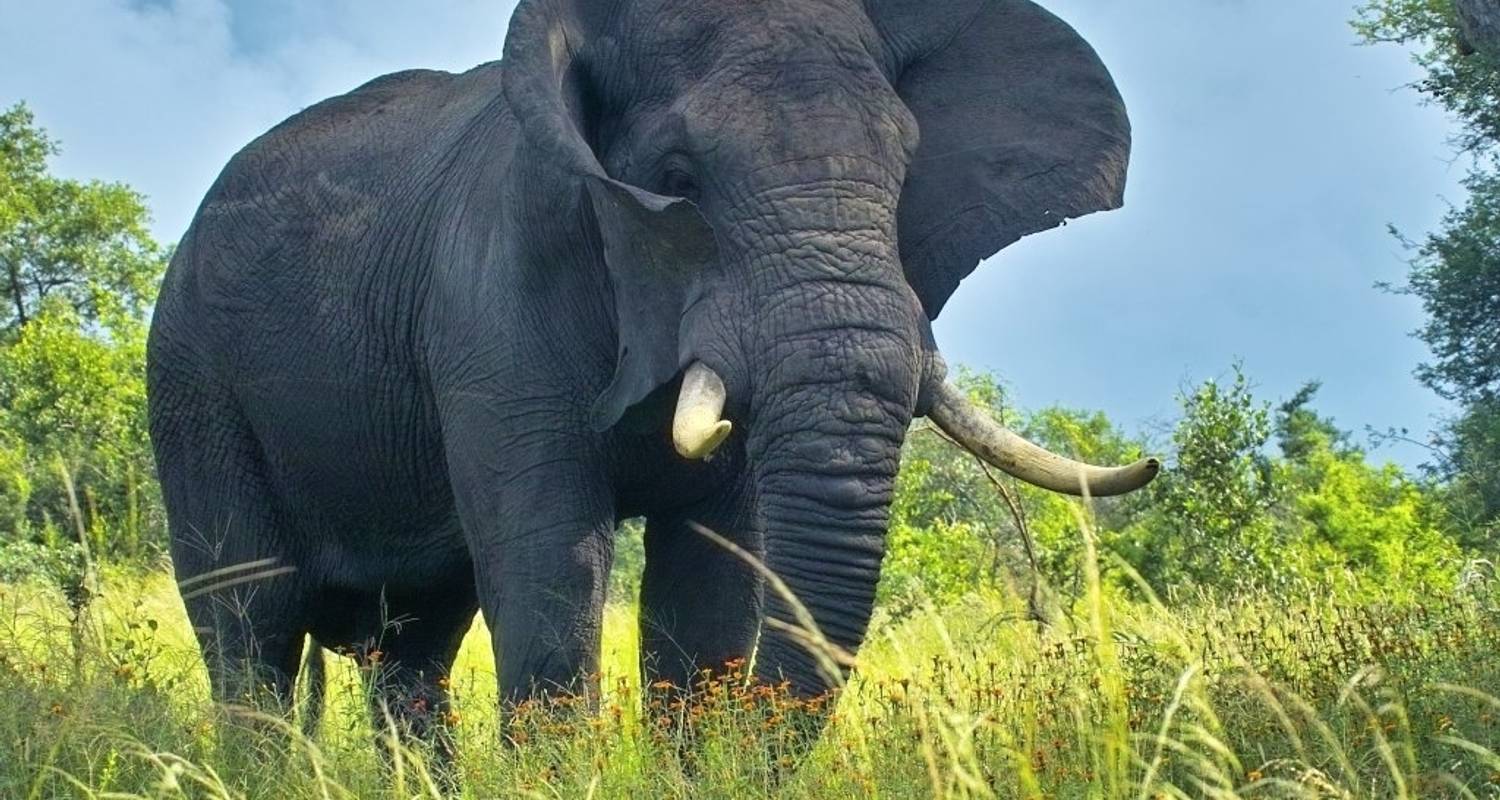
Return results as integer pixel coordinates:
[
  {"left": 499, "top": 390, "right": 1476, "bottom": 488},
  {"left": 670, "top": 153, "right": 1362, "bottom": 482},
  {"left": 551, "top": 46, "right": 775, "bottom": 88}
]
[
  {"left": 868, "top": 0, "right": 1131, "bottom": 319},
  {"left": 584, "top": 180, "right": 716, "bottom": 431},
  {"left": 503, "top": 0, "right": 718, "bottom": 432}
]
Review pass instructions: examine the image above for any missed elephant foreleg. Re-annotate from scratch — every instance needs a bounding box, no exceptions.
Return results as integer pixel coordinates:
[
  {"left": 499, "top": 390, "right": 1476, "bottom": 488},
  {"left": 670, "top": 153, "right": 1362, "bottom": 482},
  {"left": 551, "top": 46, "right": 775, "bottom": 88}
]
[
  {"left": 639, "top": 474, "right": 762, "bottom": 695},
  {"left": 441, "top": 403, "right": 616, "bottom": 709}
]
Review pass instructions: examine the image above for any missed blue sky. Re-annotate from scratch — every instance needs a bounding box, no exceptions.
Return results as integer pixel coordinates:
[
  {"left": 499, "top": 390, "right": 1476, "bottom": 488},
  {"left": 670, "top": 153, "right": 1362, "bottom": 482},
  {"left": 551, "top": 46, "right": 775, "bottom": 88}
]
[{"left": 0, "top": 0, "right": 1468, "bottom": 467}]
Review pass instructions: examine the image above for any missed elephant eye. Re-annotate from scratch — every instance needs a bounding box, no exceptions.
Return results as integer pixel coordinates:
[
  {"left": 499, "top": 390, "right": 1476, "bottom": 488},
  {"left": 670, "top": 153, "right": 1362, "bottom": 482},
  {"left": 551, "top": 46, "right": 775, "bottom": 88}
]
[{"left": 659, "top": 167, "right": 701, "bottom": 203}]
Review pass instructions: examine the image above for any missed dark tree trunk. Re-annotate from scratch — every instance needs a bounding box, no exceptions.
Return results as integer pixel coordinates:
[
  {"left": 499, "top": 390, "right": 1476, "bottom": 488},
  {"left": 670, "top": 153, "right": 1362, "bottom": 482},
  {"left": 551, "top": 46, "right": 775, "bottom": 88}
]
[
  {"left": 1455, "top": 0, "right": 1500, "bottom": 59},
  {"left": 5, "top": 256, "right": 27, "bottom": 329}
]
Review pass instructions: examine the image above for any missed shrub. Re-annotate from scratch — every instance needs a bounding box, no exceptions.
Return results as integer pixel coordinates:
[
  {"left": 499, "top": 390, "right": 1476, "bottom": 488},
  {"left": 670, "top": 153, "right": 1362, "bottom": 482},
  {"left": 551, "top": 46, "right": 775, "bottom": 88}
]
[{"left": 0, "top": 299, "right": 162, "bottom": 558}]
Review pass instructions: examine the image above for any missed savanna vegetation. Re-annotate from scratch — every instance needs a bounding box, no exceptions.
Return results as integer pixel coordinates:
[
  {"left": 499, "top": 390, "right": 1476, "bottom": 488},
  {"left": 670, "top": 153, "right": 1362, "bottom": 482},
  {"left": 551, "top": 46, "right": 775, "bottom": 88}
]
[{"left": 3, "top": 0, "right": 1500, "bottom": 795}]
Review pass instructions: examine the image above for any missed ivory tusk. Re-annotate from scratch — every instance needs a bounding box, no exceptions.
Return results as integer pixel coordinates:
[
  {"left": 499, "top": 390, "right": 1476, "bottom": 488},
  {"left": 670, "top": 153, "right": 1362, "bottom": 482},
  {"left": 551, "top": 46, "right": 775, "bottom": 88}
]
[
  {"left": 925, "top": 381, "right": 1160, "bottom": 497},
  {"left": 673, "top": 362, "right": 733, "bottom": 460}
]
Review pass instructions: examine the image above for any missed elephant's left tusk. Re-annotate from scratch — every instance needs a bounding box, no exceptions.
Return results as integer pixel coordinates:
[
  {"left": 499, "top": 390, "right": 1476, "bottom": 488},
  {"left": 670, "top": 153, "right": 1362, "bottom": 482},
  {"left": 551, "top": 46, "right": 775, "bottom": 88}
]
[
  {"left": 925, "top": 380, "right": 1160, "bottom": 497},
  {"left": 674, "top": 362, "right": 733, "bottom": 460}
]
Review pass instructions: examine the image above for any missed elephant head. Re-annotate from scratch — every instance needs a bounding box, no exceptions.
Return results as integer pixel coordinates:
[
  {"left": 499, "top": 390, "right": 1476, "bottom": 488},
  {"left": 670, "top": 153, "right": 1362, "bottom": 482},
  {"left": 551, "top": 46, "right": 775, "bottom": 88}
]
[{"left": 503, "top": 0, "right": 1158, "bottom": 696}]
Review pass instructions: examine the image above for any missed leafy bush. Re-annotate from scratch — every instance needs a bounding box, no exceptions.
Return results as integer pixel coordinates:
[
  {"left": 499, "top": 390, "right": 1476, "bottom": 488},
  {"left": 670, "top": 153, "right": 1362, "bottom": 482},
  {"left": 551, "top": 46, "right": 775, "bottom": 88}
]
[
  {"left": 880, "top": 371, "right": 1154, "bottom": 612},
  {"left": 884, "top": 366, "right": 1471, "bottom": 610},
  {"left": 0, "top": 299, "right": 162, "bottom": 558},
  {"left": 1279, "top": 429, "right": 1461, "bottom": 599},
  {"left": 0, "top": 537, "right": 84, "bottom": 586},
  {"left": 0, "top": 104, "right": 166, "bottom": 559},
  {"left": 1114, "top": 366, "right": 1285, "bottom": 591}
]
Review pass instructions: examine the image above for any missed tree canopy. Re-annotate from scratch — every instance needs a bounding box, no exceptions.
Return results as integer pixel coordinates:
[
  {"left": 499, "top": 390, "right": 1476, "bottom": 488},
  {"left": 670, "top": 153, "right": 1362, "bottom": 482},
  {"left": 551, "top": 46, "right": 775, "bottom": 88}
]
[
  {"left": 0, "top": 103, "right": 164, "bottom": 335},
  {"left": 1358, "top": 0, "right": 1500, "bottom": 547},
  {"left": 0, "top": 104, "right": 165, "bottom": 559}
]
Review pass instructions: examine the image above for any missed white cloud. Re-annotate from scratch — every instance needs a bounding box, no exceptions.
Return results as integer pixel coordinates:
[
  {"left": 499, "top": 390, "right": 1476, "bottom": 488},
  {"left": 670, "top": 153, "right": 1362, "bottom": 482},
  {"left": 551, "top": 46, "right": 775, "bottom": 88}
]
[{"left": 0, "top": 0, "right": 514, "bottom": 239}]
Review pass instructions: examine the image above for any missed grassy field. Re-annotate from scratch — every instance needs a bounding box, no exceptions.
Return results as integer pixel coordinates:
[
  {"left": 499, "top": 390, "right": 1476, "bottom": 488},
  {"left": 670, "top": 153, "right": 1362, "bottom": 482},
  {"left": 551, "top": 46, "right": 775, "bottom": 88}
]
[{"left": 2, "top": 557, "right": 1499, "bottom": 799}]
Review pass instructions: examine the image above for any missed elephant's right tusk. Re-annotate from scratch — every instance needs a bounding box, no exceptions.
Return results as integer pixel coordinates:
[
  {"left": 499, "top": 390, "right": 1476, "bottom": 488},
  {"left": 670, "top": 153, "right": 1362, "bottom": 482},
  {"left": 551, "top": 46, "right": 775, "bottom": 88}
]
[
  {"left": 673, "top": 362, "right": 733, "bottom": 460},
  {"left": 925, "top": 381, "right": 1160, "bottom": 497}
]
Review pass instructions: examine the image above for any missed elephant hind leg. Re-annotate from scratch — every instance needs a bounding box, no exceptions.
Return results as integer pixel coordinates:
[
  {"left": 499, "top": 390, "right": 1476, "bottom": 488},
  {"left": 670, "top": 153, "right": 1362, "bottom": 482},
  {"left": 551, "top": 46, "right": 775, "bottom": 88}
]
[
  {"left": 154, "top": 376, "right": 310, "bottom": 712},
  {"left": 175, "top": 517, "right": 310, "bottom": 713}
]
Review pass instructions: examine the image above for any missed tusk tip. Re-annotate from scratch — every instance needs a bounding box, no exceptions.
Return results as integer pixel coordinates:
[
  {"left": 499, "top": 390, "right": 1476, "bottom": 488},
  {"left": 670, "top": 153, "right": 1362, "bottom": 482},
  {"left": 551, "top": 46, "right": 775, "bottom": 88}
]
[
  {"left": 675, "top": 420, "right": 733, "bottom": 460},
  {"left": 1103, "top": 456, "right": 1161, "bottom": 495}
]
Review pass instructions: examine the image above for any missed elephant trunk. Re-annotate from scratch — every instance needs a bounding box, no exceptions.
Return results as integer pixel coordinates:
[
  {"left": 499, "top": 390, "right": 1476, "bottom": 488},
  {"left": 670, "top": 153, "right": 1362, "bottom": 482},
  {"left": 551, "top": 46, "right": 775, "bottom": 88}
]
[
  {"left": 749, "top": 386, "right": 908, "bottom": 697},
  {"left": 738, "top": 286, "right": 919, "bottom": 696},
  {"left": 706, "top": 170, "right": 921, "bottom": 696}
]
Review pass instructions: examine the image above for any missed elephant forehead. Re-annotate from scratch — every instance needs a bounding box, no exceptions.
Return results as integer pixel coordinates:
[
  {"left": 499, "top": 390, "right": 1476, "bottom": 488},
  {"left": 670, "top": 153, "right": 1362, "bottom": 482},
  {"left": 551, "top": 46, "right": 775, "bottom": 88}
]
[
  {"left": 593, "top": 0, "right": 916, "bottom": 178},
  {"left": 663, "top": 69, "right": 915, "bottom": 192},
  {"left": 619, "top": 0, "right": 882, "bottom": 71},
  {"left": 612, "top": 0, "right": 894, "bottom": 114}
]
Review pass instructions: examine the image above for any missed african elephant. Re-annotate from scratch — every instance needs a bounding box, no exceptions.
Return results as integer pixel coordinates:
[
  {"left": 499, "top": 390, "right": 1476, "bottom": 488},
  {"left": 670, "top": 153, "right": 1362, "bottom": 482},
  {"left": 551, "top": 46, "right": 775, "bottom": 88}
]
[{"left": 146, "top": 0, "right": 1158, "bottom": 740}]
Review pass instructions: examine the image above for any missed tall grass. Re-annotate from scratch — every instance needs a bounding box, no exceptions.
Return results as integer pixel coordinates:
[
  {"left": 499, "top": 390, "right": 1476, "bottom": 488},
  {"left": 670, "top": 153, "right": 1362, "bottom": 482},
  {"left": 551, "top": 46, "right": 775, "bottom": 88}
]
[{"left": 1, "top": 546, "right": 1498, "bottom": 798}]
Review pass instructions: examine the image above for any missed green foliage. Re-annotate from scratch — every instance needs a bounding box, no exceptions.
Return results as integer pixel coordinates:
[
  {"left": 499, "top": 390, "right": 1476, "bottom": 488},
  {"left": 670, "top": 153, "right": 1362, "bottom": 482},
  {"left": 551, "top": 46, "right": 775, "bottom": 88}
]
[
  {"left": 880, "top": 371, "right": 1153, "bottom": 612},
  {"left": 1440, "top": 396, "right": 1500, "bottom": 546},
  {"left": 1127, "top": 374, "right": 1464, "bottom": 598},
  {"left": 1117, "top": 367, "right": 1283, "bottom": 591},
  {"left": 1386, "top": 172, "right": 1500, "bottom": 548},
  {"left": 3, "top": 551, "right": 1499, "bottom": 798},
  {"left": 1276, "top": 380, "right": 1355, "bottom": 462},
  {"left": 1397, "top": 171, "right": 1500, "bottom": 406},
  {"left": 0, "top": 104, "right": 165, "bottom": 559},
  {"left": 1356, "top": 1, "right": 1500, "bottom": 548},
  {"left": 1277, "top": 392, "right": 1461, "bottom": 597},
  {"left": 0, "top": 103, "right": 165, "bottom": 333},
  {"left": 0, "top": 299, "right": 161, "bottom": 557},
  {"left": 1355, "top": 0, "right": 1500, "bottom": 153},
  {"left": 610, "top": 518, "right": 646, "bottom": 604},
  {"left": 0, "top": 538, "right": 84, "bottom": 586},
  {"left": 1285, "top": 447, "right": 1460, "bottom": 595},
  {"left": 883, "top": 366, "right": 1468, "bottom": 607}
]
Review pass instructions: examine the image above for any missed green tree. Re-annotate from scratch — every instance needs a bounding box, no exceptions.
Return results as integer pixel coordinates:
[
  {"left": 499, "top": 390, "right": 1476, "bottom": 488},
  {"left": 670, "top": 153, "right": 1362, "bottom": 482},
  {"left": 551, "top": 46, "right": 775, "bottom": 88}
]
[
  {"left": 880, "top": 365, "right": 1463, "bottom": 609},
  {"left": 1276, "top": 380, "right": 1354, "bottom": 463},
  {"left": 1280, "top": 437, "right": 1460, "bottom": 598},
  {"left": 1392, "top": 175, "right": 1500, "bottom": 543},
  {"left": 0, "top": 104, "right": 166, "bottom": 559},
  {"left": 1357, "top": 1, "right": 1500, "bottom": 548},
  {"left": 1397, "top": 172, "right": 1500, "bottom": 406},
  {"left": 1, "top": 103, "right": 164, "bottom": 334},
  {"left": 1274, "top": 384, "right": 1461, "bottom": 596},
  {"left": 1435, "top": 396, "right": 1500, "bottom": 545},
  {"left": 1355, "top": 0, "right": 1500, "bottom": 153},
  {"left": 0, "top": 299, "right": 161, "bottom": 557},
  {"left": 1114, "top": 367, "right": 1283, "bottom": 591}
]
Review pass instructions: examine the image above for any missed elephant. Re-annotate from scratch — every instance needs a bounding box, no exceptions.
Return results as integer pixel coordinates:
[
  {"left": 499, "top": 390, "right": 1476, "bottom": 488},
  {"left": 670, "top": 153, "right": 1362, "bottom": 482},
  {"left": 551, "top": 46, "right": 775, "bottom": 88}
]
[{"left": 146, "top": 0, "right": 1159, "bottom": 743}]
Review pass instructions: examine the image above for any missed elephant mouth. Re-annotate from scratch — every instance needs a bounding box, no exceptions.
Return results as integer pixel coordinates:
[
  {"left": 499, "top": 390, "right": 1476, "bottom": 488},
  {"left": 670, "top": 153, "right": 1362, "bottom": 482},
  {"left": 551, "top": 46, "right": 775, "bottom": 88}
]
[{"left": 672, "top": 359, "right": 1159, "bottom": 497}]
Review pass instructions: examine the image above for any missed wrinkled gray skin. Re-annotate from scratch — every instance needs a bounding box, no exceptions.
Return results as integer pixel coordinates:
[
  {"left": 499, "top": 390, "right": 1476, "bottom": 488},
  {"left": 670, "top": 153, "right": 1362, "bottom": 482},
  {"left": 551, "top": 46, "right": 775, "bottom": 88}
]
[{"left": 147, "top": 0, "right": 1129, "bottom": 740}]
